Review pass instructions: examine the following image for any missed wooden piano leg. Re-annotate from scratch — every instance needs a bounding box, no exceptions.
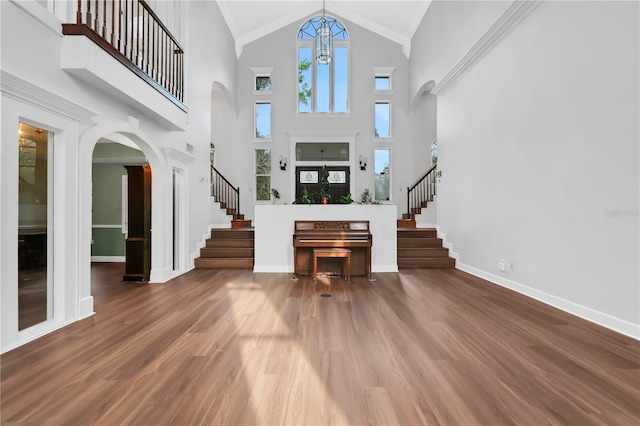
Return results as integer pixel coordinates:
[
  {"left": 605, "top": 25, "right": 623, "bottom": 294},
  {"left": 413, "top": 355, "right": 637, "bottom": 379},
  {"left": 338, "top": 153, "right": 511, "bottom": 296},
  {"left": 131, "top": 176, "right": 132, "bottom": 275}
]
[{"left": 368, "top": 246, "right": 376, "bottom": 282}]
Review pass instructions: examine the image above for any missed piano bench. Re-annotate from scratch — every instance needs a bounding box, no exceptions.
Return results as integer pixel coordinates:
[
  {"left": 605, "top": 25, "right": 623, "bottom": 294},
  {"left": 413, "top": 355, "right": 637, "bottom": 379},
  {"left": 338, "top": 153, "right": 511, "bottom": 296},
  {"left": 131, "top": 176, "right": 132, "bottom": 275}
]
[{"left": 313, "top": 248, "right": 351, "bottom": 283}]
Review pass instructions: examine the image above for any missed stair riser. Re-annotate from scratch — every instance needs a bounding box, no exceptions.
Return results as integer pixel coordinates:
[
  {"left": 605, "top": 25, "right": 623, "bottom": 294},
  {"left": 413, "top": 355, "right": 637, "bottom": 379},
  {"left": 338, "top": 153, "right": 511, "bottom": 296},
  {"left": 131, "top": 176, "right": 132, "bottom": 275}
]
[
  {"left": 200, "top": 248, "right": 254, "bottom": 258},
  {"left": 398, "top": 258, "right": 456, "bottom": 268},
  {"left": 194, "top": 258, "right": 254, "bottom": 269},
  {"left": 398, "top": 248, "right": 449, "bottom": 258},
  {"left": 206, "top": 239, "right": 254, "bottom": 248},
  {"left": 397, "top": 229, "right": 437, "bottom": 238},
  {"left": 210, "top": 230, "right": 254, "bottom": 239},
  {"left": 397, "top": 238, "right": 443, "bottom": 248}
]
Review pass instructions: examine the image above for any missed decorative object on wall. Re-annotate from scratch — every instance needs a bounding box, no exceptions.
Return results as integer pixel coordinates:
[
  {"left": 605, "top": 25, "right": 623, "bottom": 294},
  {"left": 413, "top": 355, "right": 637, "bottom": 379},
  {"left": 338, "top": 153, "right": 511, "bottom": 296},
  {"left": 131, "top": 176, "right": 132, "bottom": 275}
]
[
  {"left": 300, "top": 170, "right": 319, "bottom": 184},
  {"left": 359, "top": 155, "right": 367, "bottom": 171},
  {"left": 279, "top": 155, "right": 287, "bottom": 171},
  {"left": 315, "top": 0, "right": 332, "bottom": 64}
]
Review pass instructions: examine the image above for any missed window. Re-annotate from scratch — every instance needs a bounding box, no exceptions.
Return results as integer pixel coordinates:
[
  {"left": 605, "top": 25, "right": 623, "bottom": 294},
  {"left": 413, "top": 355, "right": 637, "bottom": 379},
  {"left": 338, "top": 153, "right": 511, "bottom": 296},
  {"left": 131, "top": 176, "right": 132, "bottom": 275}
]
[
  {"left": 375, "top": 76, "right": 390, "bottom": 91},
  {"left": 375, "top": 102, "right": 391, "bottom": 138},
  {"left": 255, "top": 148, "right": 271, "bottom": 201},
  {"left": 255, "top": 76, "right": 272, "bottom": 92},
  {"left": 255, "top": 102, "right": 271, "bottom": 139},
  {"left": 374, "top": 149, "right": 390, "bottom": 201},
  {"left": 297, "top": 17, "right": 349, "bottom": 114}
]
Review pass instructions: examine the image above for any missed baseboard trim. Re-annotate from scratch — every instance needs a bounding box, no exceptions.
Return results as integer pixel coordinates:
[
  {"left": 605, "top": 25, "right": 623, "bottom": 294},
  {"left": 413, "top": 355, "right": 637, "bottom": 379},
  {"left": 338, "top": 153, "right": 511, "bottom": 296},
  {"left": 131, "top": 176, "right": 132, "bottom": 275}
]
[
  {"left": 455, "top": 262, "right": 640, "bottom": 341},
  {"left": 91, "top": 256, "right": 125, "bottom": 262},
  {"left": 435, "top": 226, "right": 639, "bottom": 340}
]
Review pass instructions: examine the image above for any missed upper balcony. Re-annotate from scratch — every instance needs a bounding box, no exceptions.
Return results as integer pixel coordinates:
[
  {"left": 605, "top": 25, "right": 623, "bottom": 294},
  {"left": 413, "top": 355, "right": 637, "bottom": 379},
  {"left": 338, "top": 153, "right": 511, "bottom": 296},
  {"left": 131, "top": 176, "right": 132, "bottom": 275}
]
[{"left": 61, "top": 0, "right": 187, "bottom": 129}]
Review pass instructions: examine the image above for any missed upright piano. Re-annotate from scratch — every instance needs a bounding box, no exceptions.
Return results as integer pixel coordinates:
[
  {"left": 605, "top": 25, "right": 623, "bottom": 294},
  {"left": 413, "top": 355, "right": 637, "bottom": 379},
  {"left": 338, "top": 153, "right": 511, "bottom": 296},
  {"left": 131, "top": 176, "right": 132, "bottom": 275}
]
[{"left": 293, "top": 220, "right": 372, "bottom": 277}]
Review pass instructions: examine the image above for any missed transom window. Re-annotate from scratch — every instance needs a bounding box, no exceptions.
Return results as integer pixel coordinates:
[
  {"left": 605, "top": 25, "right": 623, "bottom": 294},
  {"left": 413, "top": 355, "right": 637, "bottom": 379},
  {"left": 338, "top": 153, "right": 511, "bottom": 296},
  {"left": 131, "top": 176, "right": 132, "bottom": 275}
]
[{"left": 297, "top": 17, "right": 349, "bottom": 114}]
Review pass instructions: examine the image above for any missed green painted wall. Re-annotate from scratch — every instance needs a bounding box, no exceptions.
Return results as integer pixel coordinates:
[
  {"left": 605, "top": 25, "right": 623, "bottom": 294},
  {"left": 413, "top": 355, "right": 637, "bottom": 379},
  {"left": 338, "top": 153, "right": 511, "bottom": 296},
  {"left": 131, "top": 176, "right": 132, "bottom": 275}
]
[
  {"left": 91, "top": 143, "right": 144, "bottom": 257},
  {"left": 91, "top": 228, "right": 125, "bottom": 256}
]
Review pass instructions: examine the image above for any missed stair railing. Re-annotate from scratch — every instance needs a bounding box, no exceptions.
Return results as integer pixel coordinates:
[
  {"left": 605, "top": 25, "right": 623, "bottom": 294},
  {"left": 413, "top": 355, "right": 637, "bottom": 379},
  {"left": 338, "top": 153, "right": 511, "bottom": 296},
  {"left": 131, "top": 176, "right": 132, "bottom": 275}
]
[
  {"left": 62, "top": 0, "right": 185, "bottom": 108},
  {"left": 211, "top": 166, "right": 240, "bottom": 218},
  {"left": 406, "top": 165, "right": 437, "bottom": 218}
]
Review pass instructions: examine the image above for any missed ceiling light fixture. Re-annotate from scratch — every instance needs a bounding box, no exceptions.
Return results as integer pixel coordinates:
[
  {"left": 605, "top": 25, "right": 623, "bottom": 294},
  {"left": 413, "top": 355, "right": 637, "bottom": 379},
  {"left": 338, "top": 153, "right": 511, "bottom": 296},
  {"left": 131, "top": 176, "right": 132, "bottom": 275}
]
[{"left": 315, "top": 0, "right": 332, "bottom": 64}]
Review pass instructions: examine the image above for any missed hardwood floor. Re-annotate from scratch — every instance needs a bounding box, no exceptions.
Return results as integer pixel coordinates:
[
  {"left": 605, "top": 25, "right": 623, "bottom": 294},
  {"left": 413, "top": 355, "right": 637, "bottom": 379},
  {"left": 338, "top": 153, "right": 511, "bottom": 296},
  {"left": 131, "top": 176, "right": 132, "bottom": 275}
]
[{"left": 1, "top": 263, "right": 638, "bottom": 425}]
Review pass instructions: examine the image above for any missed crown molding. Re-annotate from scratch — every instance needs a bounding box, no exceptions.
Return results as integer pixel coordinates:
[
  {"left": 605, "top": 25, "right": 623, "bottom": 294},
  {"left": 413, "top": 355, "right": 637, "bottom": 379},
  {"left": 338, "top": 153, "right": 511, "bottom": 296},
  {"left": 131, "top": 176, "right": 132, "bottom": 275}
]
[
  {"left": 163, "top": 147, "right": 197, "bottom": 164},
  {"left": 432, "top": 0, "right": 542, "bottom": 96},
  {"left": 1, "top": 70, "right": 96, "bottom": 121}
]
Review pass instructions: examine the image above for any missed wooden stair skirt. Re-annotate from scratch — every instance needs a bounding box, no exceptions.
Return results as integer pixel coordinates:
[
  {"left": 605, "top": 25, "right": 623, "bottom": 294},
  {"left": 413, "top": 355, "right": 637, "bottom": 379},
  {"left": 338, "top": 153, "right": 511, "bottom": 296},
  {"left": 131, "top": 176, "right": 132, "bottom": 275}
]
[
  {"left": 195, "top": 228, "right": 254, "bottom": 269},
  {"left": 397, "top": 227, "right": 456, "bottom": 269}
]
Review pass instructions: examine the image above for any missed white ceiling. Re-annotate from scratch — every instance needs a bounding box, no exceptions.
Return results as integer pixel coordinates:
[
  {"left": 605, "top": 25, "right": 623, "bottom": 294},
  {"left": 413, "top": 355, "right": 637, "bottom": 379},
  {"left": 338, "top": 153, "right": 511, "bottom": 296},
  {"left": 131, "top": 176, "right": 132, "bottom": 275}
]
[{"left": 216, "top": 1, "right": 432, "bottom": 58}]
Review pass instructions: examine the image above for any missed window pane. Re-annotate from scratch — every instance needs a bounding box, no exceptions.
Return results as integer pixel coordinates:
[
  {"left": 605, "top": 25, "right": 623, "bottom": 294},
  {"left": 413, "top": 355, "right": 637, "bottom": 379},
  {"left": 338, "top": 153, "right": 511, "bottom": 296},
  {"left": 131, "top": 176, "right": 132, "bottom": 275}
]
[
  {"left": 375, "top": 76, "right": 390, "bottom": 90},
  {"left": 316, "top": 62, "right": 330, "bottom": 113},
  {"left": 375, "top": 102, "right": 390, "bottom": 138},
  {"left": 256, "top": 148, "right": 271, "bottom": 201},
  {"left": 256, "top": 76, "right": 271, "bottom": 91},
  {"left": 255, "top": 103, "right": 271, "bottom": 138},
  {"left": 334, "top": 47, "right": 348, "bottom": 113},
  {"left": 256, "top": 148, "right": 271, "bottom": 175},
  {"left": 295, "top": 142, "right": 349, "bottom": 161},
  {"left": 256, "top": 176, "right": 271, "bottom": 201},
  {"left": 298, "top": 47, "right": 312, "bottom": 113},
  {"left": 374, "top": 149, "right": 390, "bottom": 201}
]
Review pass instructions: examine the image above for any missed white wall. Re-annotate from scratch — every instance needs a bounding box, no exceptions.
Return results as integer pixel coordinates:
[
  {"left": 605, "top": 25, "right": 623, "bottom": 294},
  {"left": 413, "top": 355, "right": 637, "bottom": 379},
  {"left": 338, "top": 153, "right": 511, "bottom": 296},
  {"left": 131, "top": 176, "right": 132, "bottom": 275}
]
[
  {"left": 183, "top": 1, "right": 238, "bottom": 264},
  {"left": 415, "top": 1, "right": 639, "bottom": 336},
  {"left": 409, "top": 0, "right": 509, "bottom": 102}
]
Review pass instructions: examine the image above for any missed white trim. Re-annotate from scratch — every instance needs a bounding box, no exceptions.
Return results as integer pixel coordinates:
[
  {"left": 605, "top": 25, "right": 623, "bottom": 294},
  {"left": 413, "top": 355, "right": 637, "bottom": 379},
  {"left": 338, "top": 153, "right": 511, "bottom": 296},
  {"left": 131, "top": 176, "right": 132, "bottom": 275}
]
[
  {"left": 432, "top": 0, "right": 542, "bottom": 96},
  {"left": 435, "top": 226, "right": 639, "bottom": 341},
  {"left": 3, "top": 318, "right": 77, "bottom": 354},
  {"left": 0, "top": 70, "right": 96, "bottom": 122},
  {"left": 163, "top": 147, "right": 197, "bottom": 164},
  {"left": 91, "top": 256, "right": 125, "bottom": 262}
]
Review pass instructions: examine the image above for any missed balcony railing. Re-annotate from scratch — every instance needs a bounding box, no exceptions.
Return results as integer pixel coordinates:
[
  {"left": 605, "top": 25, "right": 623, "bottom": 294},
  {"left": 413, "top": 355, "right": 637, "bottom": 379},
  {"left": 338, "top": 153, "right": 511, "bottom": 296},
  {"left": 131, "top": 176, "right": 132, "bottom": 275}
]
[{"left": 62, "top": 0, "right": 185, "bottom": 109}]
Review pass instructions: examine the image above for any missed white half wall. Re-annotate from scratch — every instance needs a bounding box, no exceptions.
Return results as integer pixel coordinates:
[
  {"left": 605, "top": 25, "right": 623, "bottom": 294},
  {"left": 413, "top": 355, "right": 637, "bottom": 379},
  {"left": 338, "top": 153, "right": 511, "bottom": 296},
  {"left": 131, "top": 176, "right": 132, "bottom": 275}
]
[{"left": 254, "top": 204, "right": 398, "bottom": 273}]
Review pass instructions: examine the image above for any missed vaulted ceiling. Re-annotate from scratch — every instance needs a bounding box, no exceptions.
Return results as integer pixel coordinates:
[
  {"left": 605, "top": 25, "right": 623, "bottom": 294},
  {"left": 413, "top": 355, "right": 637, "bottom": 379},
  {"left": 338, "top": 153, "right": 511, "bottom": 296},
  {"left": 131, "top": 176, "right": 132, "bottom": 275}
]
[{"left": 216, "top": 0, "right": 432, "bottom": 58}]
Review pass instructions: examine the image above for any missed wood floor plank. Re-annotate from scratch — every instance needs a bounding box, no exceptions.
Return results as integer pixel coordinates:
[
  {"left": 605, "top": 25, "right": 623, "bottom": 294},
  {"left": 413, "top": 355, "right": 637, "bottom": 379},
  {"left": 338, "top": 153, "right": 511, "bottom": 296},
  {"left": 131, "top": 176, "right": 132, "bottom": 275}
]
[{"left": 1, "top": 263, "right": 639, "bottom": 425}]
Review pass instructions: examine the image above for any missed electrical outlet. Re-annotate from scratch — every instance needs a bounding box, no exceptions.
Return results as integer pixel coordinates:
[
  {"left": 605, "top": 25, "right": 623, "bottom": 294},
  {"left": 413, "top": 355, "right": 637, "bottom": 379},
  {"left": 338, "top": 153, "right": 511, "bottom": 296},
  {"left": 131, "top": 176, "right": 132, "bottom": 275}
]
[
  {"left": 498, "top": 259, "right": 506, "bottom": 271},
  {"left": 510, "top": 261, "right": 514, "bottom": 270}
]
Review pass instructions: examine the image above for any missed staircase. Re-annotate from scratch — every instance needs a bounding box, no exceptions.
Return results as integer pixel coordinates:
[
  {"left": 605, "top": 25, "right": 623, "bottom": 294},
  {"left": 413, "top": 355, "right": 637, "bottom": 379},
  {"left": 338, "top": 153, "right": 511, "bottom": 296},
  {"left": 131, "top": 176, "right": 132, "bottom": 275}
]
[
  {"left": 195, "top": 228, "right": 254, "bottom": 269},
  {"left": 397, "top": 226, "right": 456, "bottom": 269},
  {"left": 211, "top": 166, "right": 252, "bottom": 228}
]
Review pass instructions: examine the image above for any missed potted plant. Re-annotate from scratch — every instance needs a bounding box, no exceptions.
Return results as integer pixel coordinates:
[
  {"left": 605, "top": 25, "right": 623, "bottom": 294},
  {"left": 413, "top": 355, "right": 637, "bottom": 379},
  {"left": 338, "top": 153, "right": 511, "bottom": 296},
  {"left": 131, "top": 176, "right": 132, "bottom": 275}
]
[
  {"left": 270, "top": 188, "right": 280, "bottom": 204},
  {"left": 295, "top": 186, "right": 315, "bottom": 205},
  {"left": 340, "top": 193, "right": 354, "bottom": 204},
  {"left": 319, "top": 165, "right": 331, "bottom": 204}
]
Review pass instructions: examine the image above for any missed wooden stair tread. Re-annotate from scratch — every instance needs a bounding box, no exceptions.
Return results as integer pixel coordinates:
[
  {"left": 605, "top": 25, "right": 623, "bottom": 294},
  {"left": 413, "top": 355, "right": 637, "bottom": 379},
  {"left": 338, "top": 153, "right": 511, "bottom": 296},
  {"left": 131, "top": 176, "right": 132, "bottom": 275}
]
[{"left": 194, "top": 258, "right": 254, "bottom": 268}]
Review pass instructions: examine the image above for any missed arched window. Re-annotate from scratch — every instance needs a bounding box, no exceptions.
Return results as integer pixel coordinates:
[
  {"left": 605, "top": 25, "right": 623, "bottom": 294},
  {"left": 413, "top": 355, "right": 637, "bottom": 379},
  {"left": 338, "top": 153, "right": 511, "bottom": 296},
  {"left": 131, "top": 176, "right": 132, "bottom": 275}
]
[{"left": 297, "top": 17, "right": 349, "bottom": 114}]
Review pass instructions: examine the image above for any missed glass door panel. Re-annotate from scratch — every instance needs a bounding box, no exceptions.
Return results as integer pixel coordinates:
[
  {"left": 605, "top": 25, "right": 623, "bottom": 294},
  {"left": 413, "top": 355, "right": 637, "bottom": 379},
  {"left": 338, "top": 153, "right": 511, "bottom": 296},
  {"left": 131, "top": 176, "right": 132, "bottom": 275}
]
[{"left": 18, "top": 122, "right": 52, "bottom": 330}]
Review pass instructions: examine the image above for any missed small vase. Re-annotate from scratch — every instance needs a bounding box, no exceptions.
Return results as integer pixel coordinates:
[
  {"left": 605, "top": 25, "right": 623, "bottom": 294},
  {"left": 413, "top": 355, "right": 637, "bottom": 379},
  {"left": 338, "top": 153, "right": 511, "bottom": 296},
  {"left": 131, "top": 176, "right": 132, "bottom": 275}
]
[{"left": 322, "top": 197, "right": 328, "bottom": 204}]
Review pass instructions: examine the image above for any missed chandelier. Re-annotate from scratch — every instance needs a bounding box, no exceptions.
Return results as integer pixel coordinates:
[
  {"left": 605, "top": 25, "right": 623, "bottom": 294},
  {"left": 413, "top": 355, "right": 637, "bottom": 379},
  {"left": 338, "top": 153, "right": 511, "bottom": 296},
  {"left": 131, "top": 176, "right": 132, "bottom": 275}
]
[{"left": 315, "top": 0, "right": 332, "bottom": 64}]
